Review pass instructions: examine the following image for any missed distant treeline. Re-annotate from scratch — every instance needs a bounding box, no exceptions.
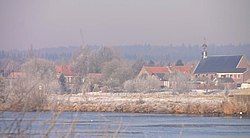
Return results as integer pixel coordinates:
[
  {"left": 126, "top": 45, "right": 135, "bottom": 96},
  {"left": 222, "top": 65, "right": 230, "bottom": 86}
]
[{"left": 0, "top": 44, "right": 250, "bottom": 63}]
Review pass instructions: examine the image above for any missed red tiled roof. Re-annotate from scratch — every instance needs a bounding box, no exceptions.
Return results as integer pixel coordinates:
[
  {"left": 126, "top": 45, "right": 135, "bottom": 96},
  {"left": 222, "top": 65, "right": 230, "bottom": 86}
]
[
  {"left": 170, "top": 65, "right": 194, "bottom": 74},
  {"left": 143, "top": 66, "right": 171, "bottom": 75},
  {"left": 55, "top": 65, "right": 74, "bottom": 76}
]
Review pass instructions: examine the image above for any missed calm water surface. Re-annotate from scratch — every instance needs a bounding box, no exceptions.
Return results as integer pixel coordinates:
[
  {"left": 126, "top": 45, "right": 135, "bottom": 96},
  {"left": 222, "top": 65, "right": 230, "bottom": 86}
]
[{"left": 0, "top": 112, "right": 250, "bottom": 138}]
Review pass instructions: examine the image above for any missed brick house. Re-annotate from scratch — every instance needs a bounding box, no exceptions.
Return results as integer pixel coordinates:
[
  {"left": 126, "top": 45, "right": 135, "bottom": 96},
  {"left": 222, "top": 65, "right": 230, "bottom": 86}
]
[{"left": 55, "top": 65, "right": 75, "bottom": 85}]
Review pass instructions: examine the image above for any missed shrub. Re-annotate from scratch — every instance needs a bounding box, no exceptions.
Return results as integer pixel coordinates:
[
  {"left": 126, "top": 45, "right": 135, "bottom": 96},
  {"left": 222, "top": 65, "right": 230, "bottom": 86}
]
[
  {"left": 93, "top": 84, "right": 100, "bottom": 92},
  {"left": 124, "top": 76, "right": 162, "bottom": 92},
  {"left": 0, "top": 77, "right": 6, "bottom": 103},
  {"left": 6, "top": 78, "right": 48, "bottom": 111}
]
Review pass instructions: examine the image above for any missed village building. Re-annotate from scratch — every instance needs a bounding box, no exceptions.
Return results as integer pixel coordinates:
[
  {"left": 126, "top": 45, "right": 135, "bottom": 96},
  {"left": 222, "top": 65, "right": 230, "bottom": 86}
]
[
  {"left": 138, "top": 65, "right": 194, "bottom": 89},
  {"left": 138, "top": 66, "right": 171, "bottom": 87},
  {"left": 55, "top": 65, "right": 105, "bottom": 92},
  {"left": 55, "top": 65, "right": 75, "bottom": 85},
  {"left": 194, "top": 43, "right": 250, "bottom": 89},
  {"left": 169, "top": 64, "right": 194, "bottom": 75}
]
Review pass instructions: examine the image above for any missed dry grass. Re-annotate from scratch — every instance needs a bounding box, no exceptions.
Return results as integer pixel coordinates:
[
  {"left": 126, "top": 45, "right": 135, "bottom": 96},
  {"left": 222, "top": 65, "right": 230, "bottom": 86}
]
[
  {"left": 230, "top": 88, "right": 250, "bottom": 95},
  {"left": 39, "top": 92, "right": 247, "bottom": 116},
  {"left": 1, "top": 91, "right": 248, "bottom": 116}
]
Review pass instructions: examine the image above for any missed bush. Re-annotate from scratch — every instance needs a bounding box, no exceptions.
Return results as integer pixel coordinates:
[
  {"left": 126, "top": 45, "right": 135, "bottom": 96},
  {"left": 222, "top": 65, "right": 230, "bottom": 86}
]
[
  {"left": 102, "top": 59, "right": 133, "bottom": 89},
  {"left": 6, "top": 78, "right": 48, "bottom": 111},
  {"left": 0, "top": 77, "right": 6, "bottom": 103},
  {"left": 93, "top": 84, "right": 100, "bottom": 92},
  {"left": 167, "top": 72, "right": 192, "bottom": 93},
  {"left": 124, "top": 76, "right": 162, "bottom": 92}
]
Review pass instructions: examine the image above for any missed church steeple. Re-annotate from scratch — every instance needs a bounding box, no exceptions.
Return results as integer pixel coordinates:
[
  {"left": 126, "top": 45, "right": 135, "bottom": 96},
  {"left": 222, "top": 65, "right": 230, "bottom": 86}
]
[{"left": 202, "top": 38, "right": 208, "bottom": 59}]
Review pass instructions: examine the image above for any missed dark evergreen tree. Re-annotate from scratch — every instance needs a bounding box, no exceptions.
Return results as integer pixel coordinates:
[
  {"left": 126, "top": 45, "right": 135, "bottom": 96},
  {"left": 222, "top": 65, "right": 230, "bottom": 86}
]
[
  {"left": 59, "top": 73, "right": 67, "bottom": 92},
  {"left": 132, "top": 59, "right": 146, "bottom": 76},
  {"left": 175, "top": 59, "right": 184, "bottom": 66},
  {"left": 147, "top": 60, "right": 155, "bottom": 66}
]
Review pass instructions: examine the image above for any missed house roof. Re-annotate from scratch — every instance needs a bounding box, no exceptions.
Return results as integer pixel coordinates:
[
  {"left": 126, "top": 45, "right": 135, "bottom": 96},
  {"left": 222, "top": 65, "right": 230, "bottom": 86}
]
[
  {"left": 194, "top": 55, "right": 247, "bottom": 74},
  {"left": 170, "top": 65, "right": 194, "bottom": 74},
  {"left": 143, "top": 66, "right": 171, "bottom": 75},
  {"left": 55, "top": 65, "right": 74, "bottom": 76}
]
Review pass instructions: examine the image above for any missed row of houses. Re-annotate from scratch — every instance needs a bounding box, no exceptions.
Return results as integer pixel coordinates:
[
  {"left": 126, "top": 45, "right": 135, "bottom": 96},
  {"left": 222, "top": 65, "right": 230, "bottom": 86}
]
[
  {"left": 55, "top": 65, "right": 103, "bottom": 82},
  {"left": 3, "top": 43, "right": 250, "bottom": 91},
  {"left": 138, "top": 65, "right": 194, "bottom": 88},
  {"left": 138, "top": 43, "right": 250, "bottom": 90}
]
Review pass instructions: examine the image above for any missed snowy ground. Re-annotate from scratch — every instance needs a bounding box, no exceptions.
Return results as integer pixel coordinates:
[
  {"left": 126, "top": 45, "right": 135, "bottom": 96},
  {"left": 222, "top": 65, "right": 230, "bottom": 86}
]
[
  {"left": 46, "top": 91, "right": 245, "bottom": 115},
  {"left": 49, "top": 92, "right": 225, "bottom": 105}
]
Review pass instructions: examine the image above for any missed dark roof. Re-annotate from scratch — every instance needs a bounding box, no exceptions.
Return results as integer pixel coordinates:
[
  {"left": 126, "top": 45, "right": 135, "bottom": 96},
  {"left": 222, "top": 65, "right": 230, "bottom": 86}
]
[{"left": 194, "top": 55, "right": 247, "bottom": 74}]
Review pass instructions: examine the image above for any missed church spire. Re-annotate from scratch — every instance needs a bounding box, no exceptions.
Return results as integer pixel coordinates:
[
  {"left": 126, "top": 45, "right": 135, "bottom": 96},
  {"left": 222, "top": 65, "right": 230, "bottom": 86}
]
[{"left": 202, "top": 38, "right": 208, "bottom": 59}]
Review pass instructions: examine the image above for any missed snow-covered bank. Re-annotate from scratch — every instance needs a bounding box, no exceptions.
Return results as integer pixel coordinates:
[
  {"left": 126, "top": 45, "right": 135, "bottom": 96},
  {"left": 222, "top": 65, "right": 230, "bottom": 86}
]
[
  {"left": 44, "top": 92, "right": 247, "bottom": 116},
  {"left": 0, "top": 91, "right": 247, "bottom": 116}
]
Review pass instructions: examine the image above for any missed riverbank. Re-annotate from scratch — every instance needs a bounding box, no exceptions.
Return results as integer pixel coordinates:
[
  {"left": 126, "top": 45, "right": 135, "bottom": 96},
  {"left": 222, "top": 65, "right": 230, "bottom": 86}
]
[{"left": 1, "top": 91, "right": 248, "bottom": 116}]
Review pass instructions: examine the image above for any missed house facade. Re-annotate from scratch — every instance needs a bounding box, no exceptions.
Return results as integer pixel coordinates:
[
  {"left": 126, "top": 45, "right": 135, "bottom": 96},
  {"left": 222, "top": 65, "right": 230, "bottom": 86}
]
[
  {"left": 138, "top": 65, "right": 194, "bottom": 89},
  {"left": 55, "top": 65, "right": 76, "bottom": 85}
]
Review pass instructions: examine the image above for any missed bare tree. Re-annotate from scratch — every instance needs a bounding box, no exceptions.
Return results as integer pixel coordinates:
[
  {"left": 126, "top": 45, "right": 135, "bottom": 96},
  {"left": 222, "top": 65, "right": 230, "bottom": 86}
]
[
  {"left": 72, "top": 46, "right": 91, "bottom": 76},
  {"left": 2, "top": 58, "right": 56, "bottom": 111},
  {"left": 21, "top": 58, "right": 55, "bottom": 82},
  {"left": 71, "top": 46, "right": 120, "bottom": 93},
  {"left": 72, "top": 46, "right": 117, "bottom": 75},
  {"left": 0, "top": 77, "right": 5, "bottom": 103},
  {"left": 102, "top": 59, "right": 133, "bottom": 89},
  {"left": 132, "top": 59, "right": 146, "bottom": 76},
  {"left": 166, "top": 72, "right": 191, "bottom": 93}
]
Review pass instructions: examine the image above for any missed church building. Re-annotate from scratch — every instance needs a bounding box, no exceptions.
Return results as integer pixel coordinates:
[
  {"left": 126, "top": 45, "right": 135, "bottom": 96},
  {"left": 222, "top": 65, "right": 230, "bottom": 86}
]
[{"left": 194, "top": 43, "right": 250, "bottom": 85}]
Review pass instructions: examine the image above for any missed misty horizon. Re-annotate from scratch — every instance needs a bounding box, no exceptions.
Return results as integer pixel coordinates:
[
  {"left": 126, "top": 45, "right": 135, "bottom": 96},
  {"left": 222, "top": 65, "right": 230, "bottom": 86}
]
[{"left": 0, "top": 0, "right": 250, "bottom": 50}]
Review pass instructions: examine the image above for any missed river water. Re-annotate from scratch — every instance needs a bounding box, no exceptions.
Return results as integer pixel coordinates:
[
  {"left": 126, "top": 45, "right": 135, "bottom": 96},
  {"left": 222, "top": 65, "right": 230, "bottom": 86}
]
[{"left": 0, "top": 112, "right": 250, "bottom": 138}]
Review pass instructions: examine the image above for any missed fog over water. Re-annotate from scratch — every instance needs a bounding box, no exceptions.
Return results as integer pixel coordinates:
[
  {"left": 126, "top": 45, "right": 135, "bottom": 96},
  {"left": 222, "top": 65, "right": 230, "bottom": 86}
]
[{"left": 0, "top": 0, "right": 250, "bottom": 50}]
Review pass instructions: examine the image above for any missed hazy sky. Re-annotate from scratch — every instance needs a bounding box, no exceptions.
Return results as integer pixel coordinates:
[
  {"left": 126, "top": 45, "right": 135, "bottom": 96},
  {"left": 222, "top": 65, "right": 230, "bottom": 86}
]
[{"left": 0, "top": 0, "right": 249, "bottom": 50}]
